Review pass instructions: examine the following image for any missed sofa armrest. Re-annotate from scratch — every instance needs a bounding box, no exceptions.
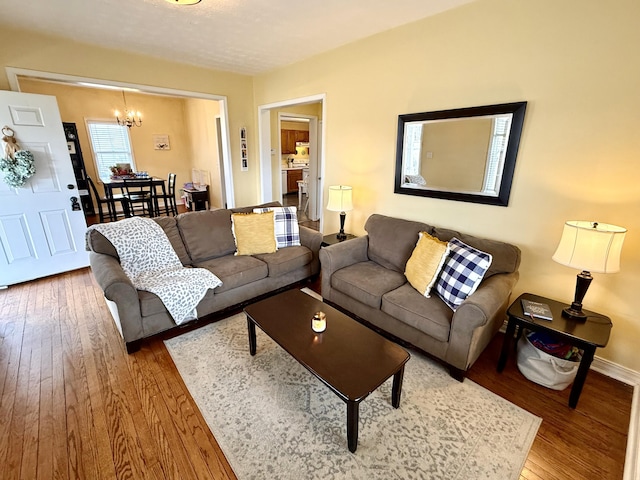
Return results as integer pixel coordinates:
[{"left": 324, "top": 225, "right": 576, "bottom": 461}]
[
  {"left": 89, "top": 252, "right": 144, "bottom": 344},
  {"left": 446, "top": 271, "right": 519, "bottom": 370},
  {"left": 299, "top": 225, "right": 323, "bottom": 275},
  {"left": 319, "top": 235, "right": 369, "bottom": 299}
]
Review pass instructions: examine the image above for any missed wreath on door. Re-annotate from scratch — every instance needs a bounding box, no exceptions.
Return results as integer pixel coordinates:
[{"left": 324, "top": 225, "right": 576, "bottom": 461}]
[{"left": 0, "top": 126, "right": 36, "bottom": 188}]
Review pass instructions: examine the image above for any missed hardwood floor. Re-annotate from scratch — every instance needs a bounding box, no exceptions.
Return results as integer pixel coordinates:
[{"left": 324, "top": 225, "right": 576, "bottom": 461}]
[{"left": 0, "top": 269, "right": 632, "bottom": 479}]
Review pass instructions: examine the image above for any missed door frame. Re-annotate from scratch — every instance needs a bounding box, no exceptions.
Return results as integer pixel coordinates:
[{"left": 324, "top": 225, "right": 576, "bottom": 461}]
[
  {"left": 257, "top": 94, "right": 326, "bottom": 227},
  {"left": 5, "top": 66, "right": 236, "bottom": 208}
]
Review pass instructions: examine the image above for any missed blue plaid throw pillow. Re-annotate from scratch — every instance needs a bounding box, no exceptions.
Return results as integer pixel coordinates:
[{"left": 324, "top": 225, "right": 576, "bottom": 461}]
[
  {"left": 252, "top": 206, "right": 300, "bottom": 248},
  {"left": 436, "top": 237, "right": 492, "bottom": 311}
]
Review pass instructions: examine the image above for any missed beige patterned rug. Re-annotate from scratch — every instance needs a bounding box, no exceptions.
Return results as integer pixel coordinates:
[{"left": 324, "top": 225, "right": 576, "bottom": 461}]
[{"left": 165, "top": 291, "right": 540, "bottom": 480}]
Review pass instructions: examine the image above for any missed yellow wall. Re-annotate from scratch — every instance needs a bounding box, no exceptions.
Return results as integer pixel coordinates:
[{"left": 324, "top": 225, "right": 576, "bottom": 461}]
[
  {"left": 184, "top": 98, "right": 224, "bottom": 208},
  {"left": 0, "top": 25, "right": 256, "bottom": 206},
  {"left": 253, "top": 0, "right": 640, "bottom": 371}
]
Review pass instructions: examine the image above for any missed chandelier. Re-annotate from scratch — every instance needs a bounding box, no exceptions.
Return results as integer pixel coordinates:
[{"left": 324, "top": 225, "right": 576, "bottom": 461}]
[{"left": 115, "top": 91, "right": 142, "bottom": 128}]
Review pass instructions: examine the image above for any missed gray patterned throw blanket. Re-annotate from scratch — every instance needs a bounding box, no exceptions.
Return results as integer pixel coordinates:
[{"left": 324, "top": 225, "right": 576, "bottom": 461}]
[{"left": 87, "top": 217, "right": 222, "bottom": 324}]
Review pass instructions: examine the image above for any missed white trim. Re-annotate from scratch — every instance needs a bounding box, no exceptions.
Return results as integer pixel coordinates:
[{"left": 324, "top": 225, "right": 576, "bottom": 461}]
[
  {"left": 5, "top": 66, "right": 235, "bottom": 207},
  {"left": 591, "top": 357, "right": 640, "bottom": 480}
]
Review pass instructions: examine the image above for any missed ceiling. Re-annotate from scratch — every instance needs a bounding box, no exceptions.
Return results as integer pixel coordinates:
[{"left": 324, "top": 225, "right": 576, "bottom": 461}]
[{"left": 6, "top": 0, "right": 476, "bottom": 76}]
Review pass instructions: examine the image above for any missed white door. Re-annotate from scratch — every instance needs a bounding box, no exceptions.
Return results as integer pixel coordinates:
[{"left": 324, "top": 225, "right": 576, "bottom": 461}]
[{"left": 0, "top": 91, "right": 88, "bottom": 287}]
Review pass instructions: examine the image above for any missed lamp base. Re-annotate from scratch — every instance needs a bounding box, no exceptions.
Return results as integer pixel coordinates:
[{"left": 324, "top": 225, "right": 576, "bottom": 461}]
[
  {"left": 336, "top": 211, "right": 347, "bottom": 240},
  {"left": 562, "top": 271, "right": 592, "bottom": 321},
  {"left": 561, "top": 304, "right": 588, "bottom": 321}
]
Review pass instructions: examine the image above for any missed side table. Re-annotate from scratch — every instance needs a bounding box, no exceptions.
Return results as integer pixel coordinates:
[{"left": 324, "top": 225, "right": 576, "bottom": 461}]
[
  {"left": 497, "top": 292, "right": 612, "bottom": 408},
  {"left": 321, "top": 233, "right": 357, "bottom": 247}
]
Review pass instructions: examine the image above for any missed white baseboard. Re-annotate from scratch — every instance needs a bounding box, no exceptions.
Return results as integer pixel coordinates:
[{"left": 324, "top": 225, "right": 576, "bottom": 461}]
[{"left": 592, "top": 357, "right": 640, "bottom": 480}]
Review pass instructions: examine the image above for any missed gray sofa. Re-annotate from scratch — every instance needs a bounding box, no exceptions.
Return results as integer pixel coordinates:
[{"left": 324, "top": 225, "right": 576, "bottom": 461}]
[
  {"left": 88, "top": 203, "right": 322, "bottom": 353},
  {"left": 320, "top": 214, "right": 521, "bottom": 379}
]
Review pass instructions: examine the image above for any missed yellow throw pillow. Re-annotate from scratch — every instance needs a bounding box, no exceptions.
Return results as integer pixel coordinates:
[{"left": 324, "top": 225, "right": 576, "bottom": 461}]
[
  {"left": 405, "top": 231, "right": 450, "bottom": 297},
  {"left": 231, "top": 211, "right": 277, "bottom": 255}
]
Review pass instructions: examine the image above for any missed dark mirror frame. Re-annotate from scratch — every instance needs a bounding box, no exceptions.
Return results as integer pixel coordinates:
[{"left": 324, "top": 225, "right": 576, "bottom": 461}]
[{"left": 394, "top": 101, "right": 527, "bottom": 206}]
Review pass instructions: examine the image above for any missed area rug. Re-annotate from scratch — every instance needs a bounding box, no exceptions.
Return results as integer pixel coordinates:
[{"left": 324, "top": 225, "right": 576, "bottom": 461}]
[{"left": 165, "top": 290, "right": 540, "bottom": 480}]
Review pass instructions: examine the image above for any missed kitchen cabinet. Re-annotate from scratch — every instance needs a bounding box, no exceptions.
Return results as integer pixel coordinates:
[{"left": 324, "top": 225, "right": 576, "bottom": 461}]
[
  {"left": 286, "top": 169, "right": 303, "bottom": 193},
  {"left": 280, "top": 129, "right": 309, "bottom": 154}
]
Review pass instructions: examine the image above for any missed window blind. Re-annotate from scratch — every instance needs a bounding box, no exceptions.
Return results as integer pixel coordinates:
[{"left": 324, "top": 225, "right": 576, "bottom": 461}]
[{"left": 86, "top": 121, "right": 136, "bottom": 181}]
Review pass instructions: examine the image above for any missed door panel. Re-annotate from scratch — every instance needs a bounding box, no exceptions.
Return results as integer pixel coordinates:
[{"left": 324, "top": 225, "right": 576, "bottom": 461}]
[
  {"left": 40, "top": 209, "right": 76, "bottom": 256},
  {"left": 0, "top": 214, "right": 37, "bottom": 263},
  {"left": 0, "top": 91, "right": 88, "bottom": 287}
]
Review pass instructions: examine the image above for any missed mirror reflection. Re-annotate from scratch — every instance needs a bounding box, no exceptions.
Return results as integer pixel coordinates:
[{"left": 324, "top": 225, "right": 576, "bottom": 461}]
[{"left": 395, "top": 102, "right": 527, "bottom": 206}]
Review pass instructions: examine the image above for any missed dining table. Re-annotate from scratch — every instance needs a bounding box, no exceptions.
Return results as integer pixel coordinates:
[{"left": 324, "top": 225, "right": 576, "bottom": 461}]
[{"left": 103, "top": 176, "right": 166, "bottom": 217}]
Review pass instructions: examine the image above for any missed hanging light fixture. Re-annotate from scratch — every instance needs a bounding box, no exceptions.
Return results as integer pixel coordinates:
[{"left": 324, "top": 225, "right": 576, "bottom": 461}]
[{"left": 115, "top": 91, "right": 142, "bottom": 128}]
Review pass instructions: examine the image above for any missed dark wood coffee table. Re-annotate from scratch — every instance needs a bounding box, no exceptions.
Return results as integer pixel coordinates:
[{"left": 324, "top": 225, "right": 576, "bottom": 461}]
[{"left": 244, "top": 289, "right": 410, "bottom": 453}]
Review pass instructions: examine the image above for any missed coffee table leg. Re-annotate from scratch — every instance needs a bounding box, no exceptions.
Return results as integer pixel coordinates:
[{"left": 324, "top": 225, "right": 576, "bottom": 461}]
[
  {"left": 347, "top": 401, "right": 359, "bottom": 453},
  {"left": 247, "top": 317, "right": 257, "bottom": 356},
  {"left": 392, "top": 365, "right": 405, "bottom": 408}
]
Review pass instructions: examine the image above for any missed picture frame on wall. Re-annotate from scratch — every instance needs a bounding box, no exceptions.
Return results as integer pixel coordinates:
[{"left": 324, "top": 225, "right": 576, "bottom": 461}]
[
  {"left": 153, "top": 134, "right": 171, "bottom": 150},
  {"left": 240, "top": 127, "right": 248, "bottom": 171}
]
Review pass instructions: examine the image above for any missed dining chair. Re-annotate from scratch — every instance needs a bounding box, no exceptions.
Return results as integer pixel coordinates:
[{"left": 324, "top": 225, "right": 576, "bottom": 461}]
[
  {"left": 86, "top": 176, "right": 129, "bottom": 223},
  {"left": 297, "top": 170, "right": 310, "bottom": 215},
  {"left": 123, "top": 177, "right": 155, "bottom": 217},
  {"left": 154, "top": 173, "right": 178, "bottom": 216}
]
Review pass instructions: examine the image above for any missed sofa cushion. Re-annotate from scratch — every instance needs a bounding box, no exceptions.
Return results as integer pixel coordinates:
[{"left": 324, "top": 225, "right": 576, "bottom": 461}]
[
  {"left": 254, "top": 246, "right": 312, "bottom": 278},
  {"left": 432, "top": 227, "right": 520, "bottom": 278},
  {"left": 436, "top": 237, "right": 492, "bottom": 311},
  {"left": 405, "top": 231, "right": 450, "bottom": 298},
  {"left": 331, "top": 260, "right": 407, "bottom": 309},
  {"left": 253, "top": 206, "right": 301, "bottom": 248},
  {"left": 177, "top": 209, "right": 236, "bottom": 263},
  {"left": 231, "top": 211, "right": 277, "bottom": 255},
  {"left": 381, "top": 284, "right": 452, "bottom": 343},
  {"left": 194, "top": 255, "right": 268, "bottom": 294},
  {"left": 364, "top": 214, "right": 434, "bottom": 273},
  {"left": 154, "top": 216, "right": 191, "bottom": 266},
  {"left": 87, "top": 216, "right": 191, "bottom": 266}
]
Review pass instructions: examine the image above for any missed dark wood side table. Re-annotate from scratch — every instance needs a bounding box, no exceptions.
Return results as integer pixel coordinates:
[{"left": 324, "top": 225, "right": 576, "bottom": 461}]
[
  {"left": 182, "top": 187, "right": 209, "bottom": 211},
  {"left": 497, "top": 293, "right": 612, "bottom": 409},
  {"left": 321, "top": 233, "right": 357, "bottom": 247}
]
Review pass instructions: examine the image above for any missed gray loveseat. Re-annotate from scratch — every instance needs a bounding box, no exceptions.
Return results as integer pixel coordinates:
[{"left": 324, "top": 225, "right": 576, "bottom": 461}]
[
  {"left": 320, "top": 214, "right": 521, "bottom": 379},
  {"left": 88, "top": 203, "right": 322, "bottom": 353}
]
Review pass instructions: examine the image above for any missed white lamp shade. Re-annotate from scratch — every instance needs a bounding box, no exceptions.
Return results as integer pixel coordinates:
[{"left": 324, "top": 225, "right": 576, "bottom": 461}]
[
  {"left": 326, "top": 185, "right": 353, "bottom": 212},
  {"left": 552, "top": 221, "right": 626, "bottom": 273}
]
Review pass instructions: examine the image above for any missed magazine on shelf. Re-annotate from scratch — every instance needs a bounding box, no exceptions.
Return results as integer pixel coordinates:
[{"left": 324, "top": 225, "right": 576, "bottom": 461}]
[{"left": 521, "top": 299, "right": 553, "bottom": 321}]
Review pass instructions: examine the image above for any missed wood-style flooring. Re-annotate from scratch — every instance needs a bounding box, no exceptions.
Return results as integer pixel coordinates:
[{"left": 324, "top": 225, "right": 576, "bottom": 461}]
[{"left": 0, "top": 269, "right": 633, "bottom": 479}]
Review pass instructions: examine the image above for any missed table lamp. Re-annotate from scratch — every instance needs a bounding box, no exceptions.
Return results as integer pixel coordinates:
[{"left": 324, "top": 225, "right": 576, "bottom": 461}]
[
  {"left": 327, "top": 185, "right": 353, "bottom": 240},
  {"left": 552, "top": 221, "right": 626, "bottom": 320}
]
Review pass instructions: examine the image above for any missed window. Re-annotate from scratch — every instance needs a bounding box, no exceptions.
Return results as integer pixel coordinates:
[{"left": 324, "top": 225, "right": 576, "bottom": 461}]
[
  {"left": 482, "top": 115, "right": 512, "bottom": 194},
  {"left": 402, "top": 123, "right": 423, "bottom": 176},
  {"left": 86, "top": 120, "right": 136, "bottom": 181}
]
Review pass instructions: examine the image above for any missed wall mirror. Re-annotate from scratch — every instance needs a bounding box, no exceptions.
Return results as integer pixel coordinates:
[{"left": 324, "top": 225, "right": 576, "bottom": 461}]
[{"left": 394, "top": 101, "right": 527, "bottom": 206}]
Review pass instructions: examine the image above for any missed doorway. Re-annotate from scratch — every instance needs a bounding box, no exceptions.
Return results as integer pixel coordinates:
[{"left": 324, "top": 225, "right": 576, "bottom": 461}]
[
  {"left": 6, "top": 67, "right": 236, "bottom": 209},
  {"left": 257, "top": 95, "right": 326, "bottom": 230}
]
